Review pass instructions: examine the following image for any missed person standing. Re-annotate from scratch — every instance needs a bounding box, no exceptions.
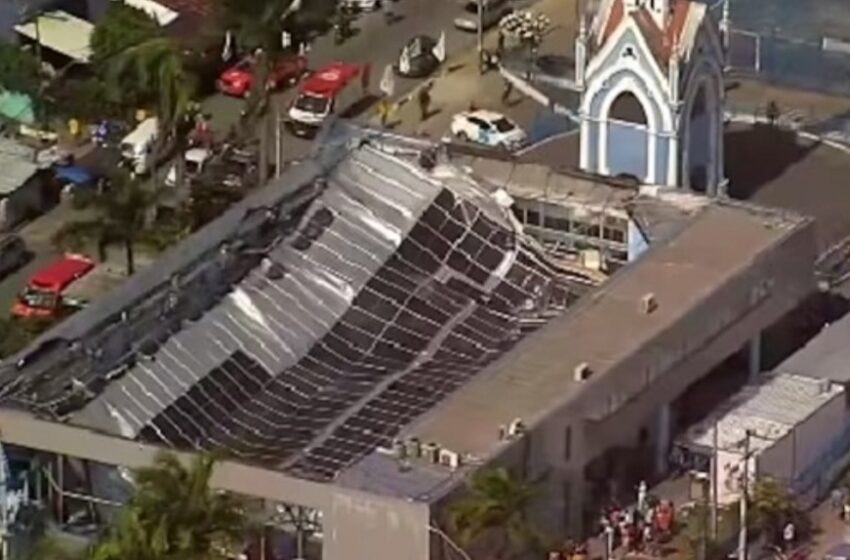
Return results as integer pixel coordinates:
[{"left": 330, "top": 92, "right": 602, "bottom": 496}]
[
  {"left": 417, "top": 84, "right": 432, "bottom": 122},
  {"left": 501, "top": 78, "right": 514, "bottom": 105}
]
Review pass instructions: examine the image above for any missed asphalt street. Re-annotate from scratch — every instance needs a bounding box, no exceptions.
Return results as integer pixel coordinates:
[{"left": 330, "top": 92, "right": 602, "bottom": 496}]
[{"left": 202, "top": 0, "right": 492, "bottom": 163}]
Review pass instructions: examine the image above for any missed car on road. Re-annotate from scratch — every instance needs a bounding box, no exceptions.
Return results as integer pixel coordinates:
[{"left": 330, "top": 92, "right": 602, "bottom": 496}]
[
  {"left": 454, "top": 0, "right": 512, "bottom": 32},
  {"left": 339, "top": 0, "right": 380, "bottom": 11},
  {"left": 394, "top": 35, "right": 441, "bottom": 78},
  {"left": 217, "top": 55, "right": 307, "bottom": 97},
  {"left": 0, "top": 235, "right": 30, "bottom": 281},
  {"left": 288, "top": 62, "right": 370, "bottom": 138},
  {"left": 450, "top": 109, "right": 527, "bottom": 149},
  {"left": 165, "top": 148, "right": 214, "bottom": 187}
]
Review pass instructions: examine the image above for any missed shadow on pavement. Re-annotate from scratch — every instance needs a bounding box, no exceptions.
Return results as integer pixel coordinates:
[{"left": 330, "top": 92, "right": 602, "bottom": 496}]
[{"left": 725, "top": 123, "right": 817, "bottom": 200}]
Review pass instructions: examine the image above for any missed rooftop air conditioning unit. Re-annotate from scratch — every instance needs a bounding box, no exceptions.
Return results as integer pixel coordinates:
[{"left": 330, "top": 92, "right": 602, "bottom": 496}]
[
  {"left": 422, "top": 442, "right": 440, "bottom": 464},
  {"left": 640, "top": 293, "right": 658, "bottom": 314},
  {"left": 392, "top": 440, "right": 407, "bottom": 460},
  {"left": 439, "top": 449, "right": 462, "bottom": 470},
  {"left": 574, "top": 362, "right": 593, "bottom": 381},
  {"left": 508, "top": 418, "right": 525, "bottom": 437},
  {"left": 405, "top": 438, "right": 422, "bottom": 459}
]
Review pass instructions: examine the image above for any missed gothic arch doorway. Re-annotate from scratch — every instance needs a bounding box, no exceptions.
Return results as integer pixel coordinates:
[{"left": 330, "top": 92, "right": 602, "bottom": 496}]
[{"left": 605, "top": 90, "right": 650, "bottom": 180}]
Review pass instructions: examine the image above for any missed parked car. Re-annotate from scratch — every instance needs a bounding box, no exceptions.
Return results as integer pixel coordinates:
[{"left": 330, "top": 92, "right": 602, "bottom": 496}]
[
  {"left": 394, "top": 35, "right": 441, "bottom": 78},
  {"left": 165, "top": 148, "right": 213, "bottom": 187},
  {"left": 0, "top": 235, "right": 30, "bottom": 281},
  {"left": 217, "top": 55, "right": 307, "bottom": 97},
  {"left": 454, "top": 0, "right": 512, "bottom": 32},
  {"left": 339, "top": 0, "right": 380, "bottom": 12},
  {"left": 450, "top": 109, "right": 527, "bottom": 148}
]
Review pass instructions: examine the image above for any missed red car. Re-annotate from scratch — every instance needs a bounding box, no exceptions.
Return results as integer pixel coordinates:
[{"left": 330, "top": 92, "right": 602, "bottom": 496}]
[{"left": 217, "top": 55, "right": 307, "bottom": 97}]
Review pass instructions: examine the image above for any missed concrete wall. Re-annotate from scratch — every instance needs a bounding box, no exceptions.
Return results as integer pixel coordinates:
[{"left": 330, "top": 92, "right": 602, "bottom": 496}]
[
  {"left": 580, "top": 215, "right": 817, "bottom": 447},
  {"left": 324, "top": 489, "right": 431, "bottom": 560},
  {"left": 0, "top": 408, "right": 433, "bottom": 560},
  {"left": 508, "top": 213, "right": 816, "bottom": 537}
]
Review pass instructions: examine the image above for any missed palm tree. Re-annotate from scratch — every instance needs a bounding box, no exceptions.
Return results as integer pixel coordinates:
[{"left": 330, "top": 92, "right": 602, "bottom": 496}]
[
  {"left": 52, "top": 174, "right": 165, "bottom": 276},
  {"left": 445, "top": 467, "right": 540, "bottom": 559},
  {"left": 108, "top": 36, "right": 196, "bottom": 153},
  {"left": 92, "top": 452, "right": 246, "bottom": 560}
]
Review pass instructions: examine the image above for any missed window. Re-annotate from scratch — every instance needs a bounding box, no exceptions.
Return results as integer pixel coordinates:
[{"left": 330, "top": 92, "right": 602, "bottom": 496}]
[
  {"left": 526, "top": 209, "right": 541, "bottom": 226},
  {"left": 603, "top": 226, "right": 626, "bottom": 243},
  {"left": 564, "top": 425, "right": 572, "bottom": 461},
  {"left": 544, "top": 215, "right": 570, "bottom": 231}
]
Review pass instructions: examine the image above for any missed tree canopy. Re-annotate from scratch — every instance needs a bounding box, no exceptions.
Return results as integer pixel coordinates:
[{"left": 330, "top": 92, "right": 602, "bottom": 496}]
[
  {"left": 446, "top": 467, "right": 541, "bottom": 558},
  {"left": 0, "top": 40, "right": 40, "bottom": 96},
  {"left": 91, "top": 452, "right": 247, "bottom": 560},
  {"left": 90, "top": 3, "right": 161, "bottom": 69}
]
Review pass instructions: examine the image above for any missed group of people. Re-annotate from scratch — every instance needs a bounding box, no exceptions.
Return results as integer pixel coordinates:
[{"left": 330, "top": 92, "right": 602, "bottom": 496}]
[{"left": 598, "top": 483, "right": 675, "bottom": 559}]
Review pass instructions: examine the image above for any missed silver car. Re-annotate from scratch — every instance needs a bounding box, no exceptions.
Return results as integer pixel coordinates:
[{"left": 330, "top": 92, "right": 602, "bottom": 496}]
[{"left": 453, "top": 0, "right": 511, "bottom": 32}]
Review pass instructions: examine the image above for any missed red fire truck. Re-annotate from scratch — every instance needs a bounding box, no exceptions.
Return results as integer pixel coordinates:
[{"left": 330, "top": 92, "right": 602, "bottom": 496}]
[{"left": 287, "top": 61, "right": 370, "bottom": 138}]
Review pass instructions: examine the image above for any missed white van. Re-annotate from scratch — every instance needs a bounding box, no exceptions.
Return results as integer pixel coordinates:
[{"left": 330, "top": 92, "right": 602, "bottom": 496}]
[{"left": 120, "top": 117, "right": 159, "bottom": 176}]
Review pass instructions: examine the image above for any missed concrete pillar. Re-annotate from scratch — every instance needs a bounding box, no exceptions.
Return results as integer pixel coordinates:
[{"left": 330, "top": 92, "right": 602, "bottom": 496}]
[
  {"left": 748, "top": 331, "right": 762, "bottom": 381},
  {"left": 655, "top": 402, "right": 672, "bottom": 476},
  {"left": 565, "top": 421, "right": 587, "bottom": 538}
]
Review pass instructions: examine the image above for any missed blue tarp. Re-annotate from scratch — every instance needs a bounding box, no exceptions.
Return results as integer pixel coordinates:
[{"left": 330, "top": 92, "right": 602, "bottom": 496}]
[{"left": 54, "top": 164, "right": 95, "bottom": 186}]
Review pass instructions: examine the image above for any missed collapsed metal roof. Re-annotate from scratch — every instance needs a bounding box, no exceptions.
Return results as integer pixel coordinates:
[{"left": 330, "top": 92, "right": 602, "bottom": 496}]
[{"left": 0, "top": 129, "right": 586, "bottom": 482}]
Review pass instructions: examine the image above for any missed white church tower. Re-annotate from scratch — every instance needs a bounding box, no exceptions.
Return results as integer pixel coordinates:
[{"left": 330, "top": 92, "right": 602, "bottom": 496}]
[{"left": 576, "top": 0, "right": 727, "bottom": 195}]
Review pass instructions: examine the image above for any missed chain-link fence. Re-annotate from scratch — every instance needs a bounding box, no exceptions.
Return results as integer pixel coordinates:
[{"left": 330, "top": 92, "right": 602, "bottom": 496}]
[
  {"left": 708, "top": 0, "right": 850, "bottom": 97},
  {"left": 727, "top": 29, "right": 850, "bottom": 97}
]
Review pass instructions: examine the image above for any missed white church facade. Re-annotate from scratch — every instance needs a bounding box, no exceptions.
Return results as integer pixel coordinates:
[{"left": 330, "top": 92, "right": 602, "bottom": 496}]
[{"left": 576, "top": 0, "right": 728, "bottom": 195}]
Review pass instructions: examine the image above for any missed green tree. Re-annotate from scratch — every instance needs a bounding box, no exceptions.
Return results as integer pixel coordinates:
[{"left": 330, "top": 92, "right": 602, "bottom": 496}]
[
  {"left": 107, "top": 36, "right": 196, "bottom": 146},
  {"left": 52, "top": 174, "right": 164, "bottom": 276},
  {"left": 751, "top": 478, "right": 803, "bottom": 544},
  {"left": 445, "top": 467, "right": 540, "bottom": 559},
  {"left": 0, "top": 39, "right": 40, "bottom": 96},
  {"left": 90, "top": 3, "right": 160, "bottom": 70},
  {"left": 91, "top": 452, "right": 246, "bottom": 560}
]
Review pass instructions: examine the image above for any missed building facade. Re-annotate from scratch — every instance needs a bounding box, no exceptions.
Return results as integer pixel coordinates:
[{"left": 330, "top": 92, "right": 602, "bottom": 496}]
[{"left": 577, "top": 0, "right": 727, "bottom": 194}]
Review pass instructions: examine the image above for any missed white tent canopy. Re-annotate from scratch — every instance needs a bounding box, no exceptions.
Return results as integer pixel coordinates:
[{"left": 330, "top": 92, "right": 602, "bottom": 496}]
[
  {"left": 14, "top": 10, "right": 94, "bottom": 64},
  {"left": 114, "top": 0, "right": 179, "bottom": 26}
]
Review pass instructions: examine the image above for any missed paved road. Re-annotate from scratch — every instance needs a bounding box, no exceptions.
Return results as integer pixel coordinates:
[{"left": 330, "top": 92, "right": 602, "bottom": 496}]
[{"left": 202, "top": 0, "right": 493, "bottom": 162}]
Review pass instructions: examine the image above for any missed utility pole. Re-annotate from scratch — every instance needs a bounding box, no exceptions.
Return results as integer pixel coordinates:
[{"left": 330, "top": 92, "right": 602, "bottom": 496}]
[
  {"left": 738, "top": 429, "right": 752, "bottom": 560},
  {"left": 274, "top": 104, "right": 283, "bottom": 178},
  {"left": 477, "top": 0, "right": 484, "bottom": 72},
  {"left": 711, "top": 420, "right": 719, "bottom": 540}
]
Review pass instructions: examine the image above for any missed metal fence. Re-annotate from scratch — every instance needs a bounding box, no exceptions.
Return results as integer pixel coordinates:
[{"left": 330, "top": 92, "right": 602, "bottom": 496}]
[{"left": 727, "top": 28, "right": 850, "bottom": 97}]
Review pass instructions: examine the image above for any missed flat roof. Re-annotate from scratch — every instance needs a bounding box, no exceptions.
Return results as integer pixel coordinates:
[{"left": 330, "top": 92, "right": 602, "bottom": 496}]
[
  {"left": 15, "top": 10, "right": 94, "bottom": 64},
  {"left": 682, "top": 372, "right": 843, "bottom": 455},
  {"left": 408, "top": 202, "right": 806, "bottom": 459},
  {"left": 0, "top": 138, "right": 38, "bottom": 196},
  {"left": 776, "top": 312, "right": 850, "bottom": 383}
]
